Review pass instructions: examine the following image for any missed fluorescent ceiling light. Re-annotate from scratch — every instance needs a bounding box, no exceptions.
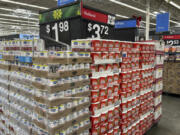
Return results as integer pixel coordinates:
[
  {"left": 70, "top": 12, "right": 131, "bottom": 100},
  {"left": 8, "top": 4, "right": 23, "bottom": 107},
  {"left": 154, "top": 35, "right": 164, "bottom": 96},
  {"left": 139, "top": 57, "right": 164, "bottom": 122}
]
[
  {"left": 153, "top": 11, "right": 159, "bottom": 15},
  {"left": 165, "top": 0, "right": 180, "bottom": 9},
  {"left": 0, "top": 0, "right": 48, "bottom": 10},
  {"left": 0, "top": 21, "right": 39, "bottom": 27},
  {"left": 109, "top": 0, "right": 155, "bottom": 16},
  {"left": 115, "top": 14, "right": 129, "bottom": 18},
  {"left": 141, "top": 21, "right": 156, "bottom": 26},
  {"left": 0, "top": 24, "right": 39, "bottom": 29},
  {"left": 110, "top": 0, "right": 146, "bottom": 14},
  {"left": 0, "top": 13, "right": 38, "bottom": 21},
  {"left": 109, "top": 0, "right": 180, "bottom": 25},
  {"left": 160, "top": 10, "right": 166, "bottom": 13},
  {"left": 0, "top": 18, "right": 38, "bottom": 24},
  {"left": 0, "top": 7, "right": 39, "bottom": 16},
  {"left": 170, "top": 20, "right": 180, "bottom": 25}
]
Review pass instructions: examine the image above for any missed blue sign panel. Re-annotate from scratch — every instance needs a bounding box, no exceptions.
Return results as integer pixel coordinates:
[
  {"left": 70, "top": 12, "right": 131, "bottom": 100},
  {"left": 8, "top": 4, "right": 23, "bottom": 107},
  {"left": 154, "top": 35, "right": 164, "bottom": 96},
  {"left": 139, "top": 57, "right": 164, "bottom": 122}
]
[
  {"left": 115, "top": 19, "right": 137, "bottom": 29},
  {"left": 19, "top": 34, "right": 39, "bottom": 40},
  {"left": 156, "top": 13, "right": 169, "bottom": 32},
  {"left": 58, "top": 0, "right": 77, "bottom": 6}
]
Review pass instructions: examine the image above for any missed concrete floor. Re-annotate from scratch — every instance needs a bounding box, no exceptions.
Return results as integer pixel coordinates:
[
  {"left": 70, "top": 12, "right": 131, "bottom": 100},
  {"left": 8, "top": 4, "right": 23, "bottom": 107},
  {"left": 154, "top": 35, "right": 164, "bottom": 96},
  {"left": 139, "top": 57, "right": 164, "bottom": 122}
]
[{"left": 147, "top": 95, "right": 180, "bottom": 135}]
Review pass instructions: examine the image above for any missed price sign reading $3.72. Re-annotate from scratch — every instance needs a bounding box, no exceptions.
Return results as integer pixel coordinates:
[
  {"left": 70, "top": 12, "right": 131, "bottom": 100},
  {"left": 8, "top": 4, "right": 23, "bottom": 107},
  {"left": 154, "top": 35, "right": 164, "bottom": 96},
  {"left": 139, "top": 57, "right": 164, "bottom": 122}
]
[{"left": 87, "top": 22, "right": 109, "bottom": 38}]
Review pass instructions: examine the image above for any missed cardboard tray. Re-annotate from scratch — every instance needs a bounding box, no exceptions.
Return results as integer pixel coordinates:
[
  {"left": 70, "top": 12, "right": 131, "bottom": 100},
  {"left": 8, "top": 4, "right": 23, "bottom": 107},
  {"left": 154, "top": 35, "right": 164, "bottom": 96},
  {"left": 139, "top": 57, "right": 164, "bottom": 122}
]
[
  {"left": 10, "top": 65, "right": 33, "bottom": 75},
  {"left": 8, "top": 114, "right": 32, "bottom": 134},
  {"left": 0, "top": 64, "right": 10, "bottom": 70},
  {"left": 34, "top": 102, "right": 90, "bottom": 121},
  {"left": 32, "top": 124, "right": 91, "bottom": 135},
  {"left": 9, "top": 94, "right": 34, "bottom": 111},
  {"left": 34, "top": 91, "right": 90, "bottom": 107},
  {"left": 32, "top": 79, "right": 90, "bottom": 93},
  {"left": 9, "top": 85, "right": 33, "bottom": 99},
  {"left": 33, "top": 57, "right": 92, "bottom": 65},
  {"left": 33, "top": 113, "right": 90, "bottom": 135},
  {"left": 0, "top": 75, "right": 9, "bottom": 80},
  {"left": 68, "top": 124, "right": 91, "bottom": 135},
  {"left": 9, "top": 76, "right": 33, "bottom": 87},
  {"left": 0, "top": 82, "right": 9, "bottom": 90},
  {"left": 33, "top": 69, "right": 91, "bottom": 79},
  {"left": 9, "top": 105, "right": 32, "bottom": 122},
  {"left": 2, "top": 55, "right": 15, "bottom": 61}
]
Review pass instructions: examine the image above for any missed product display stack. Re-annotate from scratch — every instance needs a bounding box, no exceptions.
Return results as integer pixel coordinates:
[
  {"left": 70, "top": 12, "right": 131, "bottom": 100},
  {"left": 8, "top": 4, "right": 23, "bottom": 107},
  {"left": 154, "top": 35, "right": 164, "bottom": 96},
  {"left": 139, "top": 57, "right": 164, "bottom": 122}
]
[
  {"left": 72, "top": 39, "right": 122, "bottom": 135},
  {"left": 139, "top": 43, "right": 155, "bottom": 134},
  {"left": 153, "top": 41, "right": 165, "bottom": 123},
  {"left": 71, "top": 40, "right": 157, "bottom": 135},
  {"left": 32, "top": 50, "right": 91, "bottom": 135},
  {"left": 0, "top": 39, "right": 44, "bottom": 135},
  {"left": 120, "top": 42, "right": 155, "bottom": 135},
  {"left": 0, "top": 59, "right": 10, "bottom": 135},
  {"left": 0, "top": 39, "right": 92, "bottom": 135},
  {"left": 120, "top": 41, "right": 142, "bottom": 135}
]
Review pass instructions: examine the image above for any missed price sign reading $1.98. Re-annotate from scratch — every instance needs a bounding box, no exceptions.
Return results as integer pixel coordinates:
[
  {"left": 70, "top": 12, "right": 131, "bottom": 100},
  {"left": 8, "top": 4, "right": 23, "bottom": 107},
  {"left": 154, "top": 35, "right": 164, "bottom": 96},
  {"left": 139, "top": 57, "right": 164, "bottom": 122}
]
[
  {"left": 46, "top": 20, "right": 70, "bottom": 42},
  {"left": 87, "top": 22, "right": 109, "bottom": 38}
]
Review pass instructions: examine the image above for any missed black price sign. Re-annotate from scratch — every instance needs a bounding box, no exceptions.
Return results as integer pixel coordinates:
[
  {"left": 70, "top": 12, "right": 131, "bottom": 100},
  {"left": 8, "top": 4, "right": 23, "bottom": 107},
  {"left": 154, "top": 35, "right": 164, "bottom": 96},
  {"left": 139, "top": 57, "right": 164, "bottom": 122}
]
[
  {"left": 41, "top": 20, "right": 71, "bottom": 43},
  {"left": 82, "top": 20, "right": 114, "bottom": 40},
  {"left": 165, "top": 39, "right": 180, "bottom": 46},
  {"left": 46, "top": 21, "right": 69, "bottom": 41},
  {"left": 39, "top": 2, "right": 116, "bottom": 49},
  {"left": 87, "top": 22, "right": 109, "bottom": 38}
]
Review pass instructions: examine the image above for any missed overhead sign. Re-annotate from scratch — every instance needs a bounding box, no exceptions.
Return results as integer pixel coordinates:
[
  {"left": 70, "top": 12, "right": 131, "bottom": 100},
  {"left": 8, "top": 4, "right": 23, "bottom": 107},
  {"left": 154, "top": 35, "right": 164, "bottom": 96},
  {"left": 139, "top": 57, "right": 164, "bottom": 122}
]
[
  {"left": 163, "top": 35, "right": 180, "bottom": 40},
  {"left": 39, "top": 2, "right": 81, "bottom": 24},
  {"left": 156, "top": 13, "right": 169, "bottom": 32},
  {"left": 57, "top": 0, "right": 78, "bottom": 6},
  {"left": 81, "top": 8, "right": 115, "bottom": 25},
  {"left": 40, "top": 2, "right": 115, "bottom": 48},
  {"left": 115, "top": 19, "right": 137, "bottom": 29}
]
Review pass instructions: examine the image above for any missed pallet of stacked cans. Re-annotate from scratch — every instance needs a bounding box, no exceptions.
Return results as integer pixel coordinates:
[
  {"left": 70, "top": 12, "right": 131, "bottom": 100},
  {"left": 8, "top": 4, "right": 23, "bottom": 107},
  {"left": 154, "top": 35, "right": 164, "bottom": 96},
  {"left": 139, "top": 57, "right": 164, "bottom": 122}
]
[
  {"left": 119, "top": 42, "right": 141, "bottom": 135},
  {"left": 0, "top": 39, "right": 92, "bottom": 135},
  {"left": 32, "top": 50, "right": 91, "bottom": 135},
  {"left": 72, "top": 39, "right": 122, "bottom": 135},
  {"left": 0, "top": 39, "right": 44, "bottom": 135},
  {"left": 149, "top": 41, "right": 164, "bottom": 124},
  {"left": 120, "top": 42, "right": 154, "bottom": 135},
  {"left": 0, "top": 53, "right": 10, "bottom": 135},
  {"left": 119, "top": 42, "right": 155, "bottom": 135},
  {"left": 139, "top": 43, "right": 155, "bottom": 135},
  {"left": 154, "top": 41, "right": 164, "bottom": 123}
]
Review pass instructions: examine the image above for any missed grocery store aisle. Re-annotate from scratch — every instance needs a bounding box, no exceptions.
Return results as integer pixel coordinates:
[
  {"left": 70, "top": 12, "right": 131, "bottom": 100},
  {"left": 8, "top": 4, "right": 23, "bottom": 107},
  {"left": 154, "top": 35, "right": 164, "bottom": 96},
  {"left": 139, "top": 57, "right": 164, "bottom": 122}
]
[{"left": 147, "top": 95, "right": 180, "bottom": 135}]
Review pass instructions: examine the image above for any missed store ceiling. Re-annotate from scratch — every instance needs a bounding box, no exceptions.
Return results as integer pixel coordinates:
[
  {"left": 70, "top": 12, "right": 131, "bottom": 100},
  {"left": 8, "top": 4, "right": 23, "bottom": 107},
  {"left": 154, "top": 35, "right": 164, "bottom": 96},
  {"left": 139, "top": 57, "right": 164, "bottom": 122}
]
[{"left": 0, "top": 0, "right": 179, "bottom": 35}]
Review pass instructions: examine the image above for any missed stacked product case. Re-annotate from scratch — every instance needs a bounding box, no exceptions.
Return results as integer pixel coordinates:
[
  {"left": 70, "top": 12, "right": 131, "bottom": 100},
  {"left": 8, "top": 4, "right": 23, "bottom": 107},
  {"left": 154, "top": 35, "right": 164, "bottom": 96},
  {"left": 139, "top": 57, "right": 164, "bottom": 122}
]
[
  {"left": 0, "top": 39, "right": 45, "bottom": 135},
  {"left": 0, "top": 39, "right": 91, "bottom": 135},
  {"left": 32, "top": 50, "right": 91, "bottom": 135},
  {"left": 120, "top": 42, "right": 155, "bottom": 135},
  {"left": 153, "top": 41, "right": 164, "bottom": 123},
  {"left": 0, "top": 38, "right": 163, "bottom": 135},
  {"left": 164, "top": 45, "right": 180, "bottom": 95},
  {"left": 72, "top": 39, "right": 122, "bottom": 134},
  {"left": 72, "top": 39, "right": 157, "bottom": 135}
]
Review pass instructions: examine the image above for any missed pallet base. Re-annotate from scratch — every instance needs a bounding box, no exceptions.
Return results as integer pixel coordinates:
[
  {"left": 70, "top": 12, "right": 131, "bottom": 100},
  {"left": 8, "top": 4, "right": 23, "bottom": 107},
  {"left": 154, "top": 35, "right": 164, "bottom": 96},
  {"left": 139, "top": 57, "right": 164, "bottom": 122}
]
[{"left": 163, "top": 92, "right": 180, "bottom": 97}]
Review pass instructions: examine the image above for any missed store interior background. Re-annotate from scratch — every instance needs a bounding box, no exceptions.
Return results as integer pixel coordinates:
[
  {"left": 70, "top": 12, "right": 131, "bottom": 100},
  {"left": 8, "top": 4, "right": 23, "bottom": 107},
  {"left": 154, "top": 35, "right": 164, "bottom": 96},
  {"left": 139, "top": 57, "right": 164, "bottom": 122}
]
[
  {"left": 0, "top": 0, "right": 180, "bottom": 37},
  {"left": 0, "top": 0, "right": 179, "bottom": 135},
  {"left": 0, "top": 0, "right": 180, "bottom": 39}
]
